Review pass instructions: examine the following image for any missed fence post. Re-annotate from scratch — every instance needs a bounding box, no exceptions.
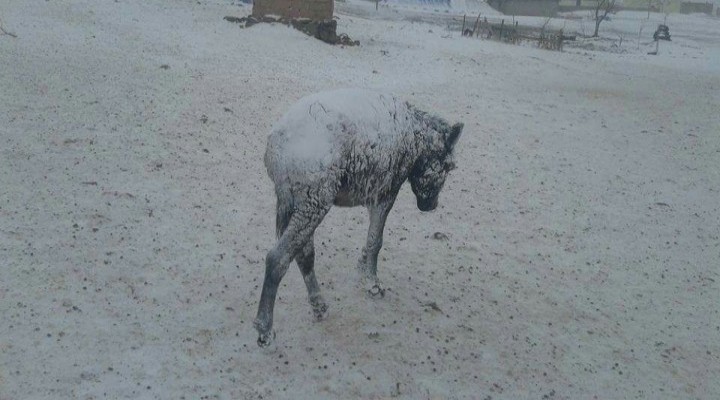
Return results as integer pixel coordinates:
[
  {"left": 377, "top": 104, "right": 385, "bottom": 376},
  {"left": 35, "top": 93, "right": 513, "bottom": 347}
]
[
  {"left": 500, "top": 19, "right": 504, "bottom": 41},
  {"left": 558, "top": 28, "right": 563, "bottom": 51}
]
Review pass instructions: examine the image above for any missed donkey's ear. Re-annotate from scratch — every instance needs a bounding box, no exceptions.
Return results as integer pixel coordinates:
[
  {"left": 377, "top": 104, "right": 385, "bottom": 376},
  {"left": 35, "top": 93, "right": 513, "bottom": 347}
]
[{"left": 445, "top": 122, "right": 463, "bottom": 151}]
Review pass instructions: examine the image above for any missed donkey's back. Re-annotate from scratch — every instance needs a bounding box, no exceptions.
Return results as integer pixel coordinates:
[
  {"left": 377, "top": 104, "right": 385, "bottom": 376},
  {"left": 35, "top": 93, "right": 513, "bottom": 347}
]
[{"left": 264, "top": 88, "right": 416, "bottom": 188}]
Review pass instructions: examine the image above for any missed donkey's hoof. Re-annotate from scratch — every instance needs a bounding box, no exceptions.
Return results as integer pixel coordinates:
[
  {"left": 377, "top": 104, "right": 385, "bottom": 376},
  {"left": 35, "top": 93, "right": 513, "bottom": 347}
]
[
  {"left": 257, "top": 330, "right": 276, "bottom": 348},
  {"left": 367, "top": 284, "right": 385, "bottom": 298},
  {"left": 309, "top": 294, "right": 329, "bottom": 321},
  {"left": 312, "top": 302, "right": 329, "bottom": 321}
]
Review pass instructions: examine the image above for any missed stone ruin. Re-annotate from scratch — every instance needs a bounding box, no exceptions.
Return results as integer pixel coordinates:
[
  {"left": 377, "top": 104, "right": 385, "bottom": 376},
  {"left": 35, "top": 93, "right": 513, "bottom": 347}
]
[{"left": 223, "top": 0, "right": 357, "bottom": 45}]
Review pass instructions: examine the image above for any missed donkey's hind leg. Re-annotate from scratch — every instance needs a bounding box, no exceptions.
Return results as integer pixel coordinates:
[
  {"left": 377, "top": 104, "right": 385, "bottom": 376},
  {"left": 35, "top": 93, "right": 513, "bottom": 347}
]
[
  {"left": 296, "top": 234, "right": 329, "bottom": 321},
  {"left": 254, "top": 205, "right": 330, "bottom": 347}
]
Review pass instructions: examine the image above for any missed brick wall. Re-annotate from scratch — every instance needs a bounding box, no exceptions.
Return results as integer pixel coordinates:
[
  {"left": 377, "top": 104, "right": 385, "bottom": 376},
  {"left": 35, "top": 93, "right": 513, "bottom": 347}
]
[
  {"left": 489, "top": 0, "right": 560, "bottom": 16},
  {"left": 252, "top": 0, "right": 334, "bottom": 20}
]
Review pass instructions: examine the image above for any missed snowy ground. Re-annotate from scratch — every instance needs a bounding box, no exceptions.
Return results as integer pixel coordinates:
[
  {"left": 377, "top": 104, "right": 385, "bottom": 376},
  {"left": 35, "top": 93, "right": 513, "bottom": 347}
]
[{"left": 1, "top": 0, "right": 719, "bottom": 399}]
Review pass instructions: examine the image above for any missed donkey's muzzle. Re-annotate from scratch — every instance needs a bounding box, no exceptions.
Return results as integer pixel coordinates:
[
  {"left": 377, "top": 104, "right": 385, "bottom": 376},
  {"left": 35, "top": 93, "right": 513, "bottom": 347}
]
[{"left": 417, "top": 197, "right": 438, "bottom": 212}]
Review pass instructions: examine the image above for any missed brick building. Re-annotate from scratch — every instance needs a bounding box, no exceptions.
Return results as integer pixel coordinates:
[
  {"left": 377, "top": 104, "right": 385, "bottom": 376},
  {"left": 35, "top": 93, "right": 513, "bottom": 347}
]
[{"left": 252, "top": 0, "right": 334, "bottom": 20}]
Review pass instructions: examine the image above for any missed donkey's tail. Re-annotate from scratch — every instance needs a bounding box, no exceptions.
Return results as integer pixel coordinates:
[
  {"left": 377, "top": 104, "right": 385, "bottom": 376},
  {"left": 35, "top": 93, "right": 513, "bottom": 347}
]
[{"left": 275, "top": 186, "right": 294, "bottom": 239}]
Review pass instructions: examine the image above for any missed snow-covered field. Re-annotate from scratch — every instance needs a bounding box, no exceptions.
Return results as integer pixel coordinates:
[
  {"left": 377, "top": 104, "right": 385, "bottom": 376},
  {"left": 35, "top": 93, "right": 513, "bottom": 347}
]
[{"left": 1, "top": 0, "right": 719, "bottom": 398}]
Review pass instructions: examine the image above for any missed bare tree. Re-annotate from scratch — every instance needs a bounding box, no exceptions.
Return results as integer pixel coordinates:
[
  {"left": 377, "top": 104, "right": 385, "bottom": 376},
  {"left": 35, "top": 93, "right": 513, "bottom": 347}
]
[{"left": 592, "top": 0, "right": 616, "bottom": 38}]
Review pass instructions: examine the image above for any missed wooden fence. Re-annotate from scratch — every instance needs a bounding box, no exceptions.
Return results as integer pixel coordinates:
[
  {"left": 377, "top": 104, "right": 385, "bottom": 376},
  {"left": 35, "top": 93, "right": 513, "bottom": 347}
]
[{"left": 458, "top": 15, "right": 573, "bottom": 51}]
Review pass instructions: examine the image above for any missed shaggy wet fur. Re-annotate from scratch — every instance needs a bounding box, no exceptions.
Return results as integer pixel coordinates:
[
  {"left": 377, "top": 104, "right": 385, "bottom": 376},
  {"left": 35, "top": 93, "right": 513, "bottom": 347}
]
[{"left": 254, "top": 89, "right": 463, "bottom": 346}]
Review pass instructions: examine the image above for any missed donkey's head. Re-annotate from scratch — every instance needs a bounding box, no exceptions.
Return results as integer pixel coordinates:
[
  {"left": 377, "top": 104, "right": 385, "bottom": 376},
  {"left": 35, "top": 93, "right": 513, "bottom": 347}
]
[{"left": 409, "top": 118, "right": 463, "bottom": 211}]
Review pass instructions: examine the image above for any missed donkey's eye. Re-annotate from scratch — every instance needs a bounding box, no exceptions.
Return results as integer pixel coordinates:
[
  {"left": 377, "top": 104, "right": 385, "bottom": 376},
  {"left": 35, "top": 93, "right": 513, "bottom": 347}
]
[
  {"left": 445, "top": 161, "right": 456, "bottom": 171},
  {"left": 426, "top": 161, "right": 441, "bottom": 173}
]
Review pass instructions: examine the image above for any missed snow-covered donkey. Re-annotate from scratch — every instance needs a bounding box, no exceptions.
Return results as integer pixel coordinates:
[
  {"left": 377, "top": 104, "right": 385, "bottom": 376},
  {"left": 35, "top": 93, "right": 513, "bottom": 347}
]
[{"left": 255, "top": 88, "right": 463, "bottom": 346}]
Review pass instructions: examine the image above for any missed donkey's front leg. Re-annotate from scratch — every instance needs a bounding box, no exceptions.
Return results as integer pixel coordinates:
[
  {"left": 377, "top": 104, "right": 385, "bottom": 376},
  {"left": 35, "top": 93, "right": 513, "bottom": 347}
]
[{"left": 358, "top": 200, "right": 395, "bottom": 298}]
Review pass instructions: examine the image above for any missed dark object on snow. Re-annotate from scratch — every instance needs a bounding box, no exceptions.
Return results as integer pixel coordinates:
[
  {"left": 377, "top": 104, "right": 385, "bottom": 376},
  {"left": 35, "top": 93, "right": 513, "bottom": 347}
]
[
  {"left": 224, "top": 16, "right": 244, "bottom": 24},
  {"left": 253, "top": 89, "right": 463, "bottom": 347},
  {"left": 292, "top": 19, "right": 332, "bottom": 44},
  {"left": 292, "top": 19, "right": 359, "bottom": 45},
  {"left": 223, "top": 15, "right": 358, "bottom": 46},
  {"left": 336, "top": 33, "right": 360, "bottom": 46},
  {"left": 223, "top": 15, "right": 270, "bottom": 27},
  {"left": 653, "top": 24, "right": 671, "bottom": 41}
]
